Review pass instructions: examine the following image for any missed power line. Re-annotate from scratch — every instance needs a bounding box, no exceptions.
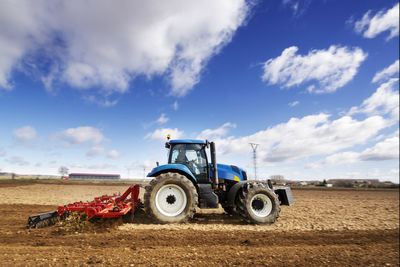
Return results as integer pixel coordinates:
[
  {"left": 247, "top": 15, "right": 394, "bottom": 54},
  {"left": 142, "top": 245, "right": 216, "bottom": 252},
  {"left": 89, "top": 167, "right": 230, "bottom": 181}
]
[{"left": 249, "top": 143, "right": 259, "bottom": 180}]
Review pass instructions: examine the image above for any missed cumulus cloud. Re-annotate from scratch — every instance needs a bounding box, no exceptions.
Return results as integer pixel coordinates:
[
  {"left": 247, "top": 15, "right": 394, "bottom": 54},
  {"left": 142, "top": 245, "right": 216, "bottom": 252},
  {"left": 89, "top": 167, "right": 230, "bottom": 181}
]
[
  {"left": 61, "top": 126, "right": 105, "bottom": 145},
  {"left": 13, "top": 126, "right": 37, "bottom": 142},
  {"left": 288, "top": 100, "right": 299, "bottom": 107},
  {"left": 172, "top": 101, "right": 179, "bottom": 111},
  {"left": 307, "top": 133, "right": 399, "bottom": 168},
  {"left": 372, "top": 60, "right": 399, "bottom": 83},
  {"left": 6, "top": 156, "right": 29, "bottom": 166},
  {"left": 216, "top": 114, "right": 390, "bottom": 162},
  {"left": 145, "top": 128, "right": 184, "bottom": 141},
  {"left": 262, "top": 45, "right": 367, "bottom": 93},
  {"left": 282, "top": 0, "right": 312, "bottom": 17},
  {"left": 107, "top": 149, "right": 120, "bottom": 159},
  {"left": 156, "top": 113, "right": 169, "bottom": 124},
  {"left": 360, "top": 134, "right": 399, "bottom": 161},
  {"left": 348, "top": 78, "right": 399, "bottom": 121},
  {"left": 211, "top": 79, "right": 398, "bottom": 163},
  {"left": 197, "top": 122, "right": 236, "bottom": 140},
  {"left": 354, "top": 3, "right": 399, "bottom": 40},
  {"left": 144, "top": 113, "right": 170, "bottom": 129},
  {"left": 86, "top": 146, "right": 104, "bottom": 157},
  {"left": 0, "top": 0, "right": 250, "bottom": 98}
]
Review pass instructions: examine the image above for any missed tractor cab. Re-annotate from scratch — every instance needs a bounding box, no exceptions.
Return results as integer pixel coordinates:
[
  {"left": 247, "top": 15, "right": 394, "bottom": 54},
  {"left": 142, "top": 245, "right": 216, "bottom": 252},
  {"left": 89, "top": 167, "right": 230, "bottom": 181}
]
[{"left": 167, "top": 140, "right": 209, "bottom": 183}]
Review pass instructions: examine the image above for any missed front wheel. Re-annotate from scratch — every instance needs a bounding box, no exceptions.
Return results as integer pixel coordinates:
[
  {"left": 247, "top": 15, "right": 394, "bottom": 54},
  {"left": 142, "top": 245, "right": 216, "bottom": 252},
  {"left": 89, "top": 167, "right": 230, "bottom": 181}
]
[
  {"left": 144, "top": 172, "right": 198, "bottom": 223},
  {"left": 238, "top": 183, "right": 280, "bottom": 224}
]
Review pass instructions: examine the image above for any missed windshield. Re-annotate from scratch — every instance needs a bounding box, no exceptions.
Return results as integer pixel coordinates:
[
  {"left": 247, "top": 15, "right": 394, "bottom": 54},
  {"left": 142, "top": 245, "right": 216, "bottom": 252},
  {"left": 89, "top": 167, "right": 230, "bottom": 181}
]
[{"left": 169, "top": 144, "right": 208, "bottom": 181}]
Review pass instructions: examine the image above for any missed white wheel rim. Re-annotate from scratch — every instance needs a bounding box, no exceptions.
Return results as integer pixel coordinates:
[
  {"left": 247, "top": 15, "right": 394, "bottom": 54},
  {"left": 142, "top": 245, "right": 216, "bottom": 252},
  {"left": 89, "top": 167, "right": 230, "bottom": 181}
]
[
  {"left": 250, "top": 193, "right": 272, "bottom": 217},
  {"left": 155, "top": 184, "right": 187, "bottom": 217}
]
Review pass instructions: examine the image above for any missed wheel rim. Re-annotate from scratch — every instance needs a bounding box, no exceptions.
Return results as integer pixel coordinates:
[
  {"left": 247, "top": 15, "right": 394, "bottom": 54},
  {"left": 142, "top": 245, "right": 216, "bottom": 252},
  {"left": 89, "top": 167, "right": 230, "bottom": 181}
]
[
  {"left": 250, "top": 193, "right": 272, "bottom": 217},
  {"left": 155, "top": 184, "right": 187, "bottom": 217}
]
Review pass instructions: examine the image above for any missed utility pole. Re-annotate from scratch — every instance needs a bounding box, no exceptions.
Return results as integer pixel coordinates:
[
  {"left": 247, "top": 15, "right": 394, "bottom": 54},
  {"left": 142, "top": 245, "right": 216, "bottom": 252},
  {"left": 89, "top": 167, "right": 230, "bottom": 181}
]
[{"left": 249, "top": 143, "right": 259, "bottom": 180}]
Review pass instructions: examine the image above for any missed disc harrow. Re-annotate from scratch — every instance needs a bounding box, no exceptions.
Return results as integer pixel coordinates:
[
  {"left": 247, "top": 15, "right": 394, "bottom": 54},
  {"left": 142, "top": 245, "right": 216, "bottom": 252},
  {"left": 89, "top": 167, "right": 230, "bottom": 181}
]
[{"left": 27, "top": 184, "right": 141, "bottom": 228}]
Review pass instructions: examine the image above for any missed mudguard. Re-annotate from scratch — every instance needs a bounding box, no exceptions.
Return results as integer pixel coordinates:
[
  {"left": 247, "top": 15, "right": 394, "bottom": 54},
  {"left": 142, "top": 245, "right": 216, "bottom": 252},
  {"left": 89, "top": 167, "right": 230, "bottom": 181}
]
[{"left": 147, "top": 164, "right": 197, "bottom": 182}]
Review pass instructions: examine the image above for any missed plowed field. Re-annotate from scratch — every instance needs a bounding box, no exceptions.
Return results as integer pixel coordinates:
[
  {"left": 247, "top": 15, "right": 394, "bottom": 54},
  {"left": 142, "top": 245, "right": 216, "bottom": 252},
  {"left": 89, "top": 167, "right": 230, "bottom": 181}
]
[{"left": 0, "top": 182, "right": 398, "bottom": 266}]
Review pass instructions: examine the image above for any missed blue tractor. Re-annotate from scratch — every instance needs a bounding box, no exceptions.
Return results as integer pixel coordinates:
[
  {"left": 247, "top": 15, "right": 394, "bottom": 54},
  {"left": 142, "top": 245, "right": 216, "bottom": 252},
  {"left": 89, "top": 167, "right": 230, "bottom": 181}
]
[{"left": 145, "top": 138, "right": 293, "bottom": 224}]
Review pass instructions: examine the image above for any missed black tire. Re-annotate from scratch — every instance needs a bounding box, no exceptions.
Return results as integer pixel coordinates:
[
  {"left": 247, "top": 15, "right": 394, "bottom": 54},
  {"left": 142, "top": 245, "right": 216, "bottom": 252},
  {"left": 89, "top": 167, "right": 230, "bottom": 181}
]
[
  {"left": 222, "top": 205, "right": 236, "bottom": 215},
  {"left": 238, "top": 183, "right": 280, "bottom": 224},
  {"left": 144, "top": 172, "right": 198, "bottom": 223}
]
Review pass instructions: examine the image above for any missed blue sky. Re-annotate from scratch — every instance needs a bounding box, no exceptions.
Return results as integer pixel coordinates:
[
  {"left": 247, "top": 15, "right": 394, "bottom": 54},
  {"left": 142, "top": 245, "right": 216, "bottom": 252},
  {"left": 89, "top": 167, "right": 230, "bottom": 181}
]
[{"left": 0, "top": 0, "right": 399, "bottom": 182}]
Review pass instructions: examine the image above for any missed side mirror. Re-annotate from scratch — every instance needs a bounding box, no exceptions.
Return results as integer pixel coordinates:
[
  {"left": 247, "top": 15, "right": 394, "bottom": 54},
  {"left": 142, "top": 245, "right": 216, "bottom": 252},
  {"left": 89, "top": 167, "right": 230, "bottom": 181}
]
[{"left": 156, "top": 162, "right": 159, "bottom": 167}]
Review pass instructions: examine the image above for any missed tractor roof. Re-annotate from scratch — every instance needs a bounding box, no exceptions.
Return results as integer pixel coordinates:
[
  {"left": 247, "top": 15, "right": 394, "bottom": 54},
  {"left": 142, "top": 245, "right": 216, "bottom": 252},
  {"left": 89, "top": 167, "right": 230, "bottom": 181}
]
[{"left": 169, "top": 139, "right": 206, "bottom": 144}]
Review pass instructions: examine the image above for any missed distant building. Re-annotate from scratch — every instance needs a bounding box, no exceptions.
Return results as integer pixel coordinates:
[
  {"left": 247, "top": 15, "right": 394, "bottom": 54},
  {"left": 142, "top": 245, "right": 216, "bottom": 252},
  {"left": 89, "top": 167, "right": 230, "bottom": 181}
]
[
  {"left": 68, "top": 173, "right": 120, "bottom": 180},
  {"left": 270, "top": 175, "right": 284, "bottom": 181},
  {"left": 0, "top": 172, "right": 16, "bottom": 177},
  {"left": 328, "top": 179, "right": 379, "bottom": 187}
]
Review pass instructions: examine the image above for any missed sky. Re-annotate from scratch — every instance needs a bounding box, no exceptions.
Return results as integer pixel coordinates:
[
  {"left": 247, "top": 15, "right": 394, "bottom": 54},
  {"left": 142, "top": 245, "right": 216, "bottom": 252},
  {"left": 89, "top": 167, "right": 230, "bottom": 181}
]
[{"left": 0, "top": 0, "right": 399, "bottom": 182}]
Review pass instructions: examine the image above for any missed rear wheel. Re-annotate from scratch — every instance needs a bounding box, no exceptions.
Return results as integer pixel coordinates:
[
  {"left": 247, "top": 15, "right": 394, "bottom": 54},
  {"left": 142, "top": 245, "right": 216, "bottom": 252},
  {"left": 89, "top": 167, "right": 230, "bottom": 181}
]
[
  {"left": 238, "top": 183, "right": 280, "bottom": 224},
  {"left": 144, "top": 172, "right": 198, "bottom": 223}
]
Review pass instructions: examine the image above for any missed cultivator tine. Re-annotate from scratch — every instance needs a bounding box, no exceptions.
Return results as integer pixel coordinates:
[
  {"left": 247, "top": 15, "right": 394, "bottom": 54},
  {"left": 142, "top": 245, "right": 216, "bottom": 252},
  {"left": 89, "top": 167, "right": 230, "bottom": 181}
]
[{"left": 27, "top": 211, "right": 59, "bottom": 228}]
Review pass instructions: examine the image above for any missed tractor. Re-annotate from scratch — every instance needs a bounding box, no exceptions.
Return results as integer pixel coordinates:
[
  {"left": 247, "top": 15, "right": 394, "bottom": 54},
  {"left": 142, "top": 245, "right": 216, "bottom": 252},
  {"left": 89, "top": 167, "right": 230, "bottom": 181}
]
[{"left": 144, "top": 138, "right": 293, "bottom": 224}]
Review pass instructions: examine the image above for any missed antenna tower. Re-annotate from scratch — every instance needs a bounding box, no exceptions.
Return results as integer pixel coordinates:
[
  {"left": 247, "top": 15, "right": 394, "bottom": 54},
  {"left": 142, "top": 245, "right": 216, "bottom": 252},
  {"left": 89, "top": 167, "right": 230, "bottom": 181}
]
[{"left": 249, "top": 143, "right": 259, "bottom": 180}]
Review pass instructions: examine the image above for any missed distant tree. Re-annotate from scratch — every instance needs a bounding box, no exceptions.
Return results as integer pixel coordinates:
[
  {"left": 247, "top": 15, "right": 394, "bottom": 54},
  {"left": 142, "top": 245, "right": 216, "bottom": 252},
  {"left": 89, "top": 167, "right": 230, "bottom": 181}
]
[
  {"left": 317, "top": 179, "right": 327, "bottom": 187},
  {"left": 58, "top": 166, "right": 69, "bottom": 177}
]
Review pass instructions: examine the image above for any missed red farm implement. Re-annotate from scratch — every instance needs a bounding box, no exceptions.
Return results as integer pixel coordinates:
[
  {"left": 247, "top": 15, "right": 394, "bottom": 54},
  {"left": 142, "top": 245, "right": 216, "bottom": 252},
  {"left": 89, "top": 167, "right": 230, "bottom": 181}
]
[{"left": 27, "top": 184, "right": 141, "bottom": 228}]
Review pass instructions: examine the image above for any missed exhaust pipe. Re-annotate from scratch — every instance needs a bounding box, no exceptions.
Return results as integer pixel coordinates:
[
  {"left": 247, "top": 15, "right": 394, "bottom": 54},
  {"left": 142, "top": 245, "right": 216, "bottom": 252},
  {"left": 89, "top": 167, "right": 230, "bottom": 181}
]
[{"left": 210, "top": 142, "right": 218, "bottom": 186}]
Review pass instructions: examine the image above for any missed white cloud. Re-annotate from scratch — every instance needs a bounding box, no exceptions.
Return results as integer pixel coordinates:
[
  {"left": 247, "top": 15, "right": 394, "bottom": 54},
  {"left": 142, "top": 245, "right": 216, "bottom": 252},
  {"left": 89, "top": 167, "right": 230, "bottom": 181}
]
[
  {"left": 61, "top": 126, "right": 105, "bottom": 145},
  {"left": 6, "top": 156, "right": 30, "bottom": 166},
  {"left": 13, "top": 126, "right": 37, "bottom": 142},
  {"left": 372, "top": 60, "right": 399, "bottom": 83},
  {"left": 288, "top": 100, "right": 299, "bottom": 107},
  {"left": 308, "top": 133, "right": 399, "bottom": 168},
  {"left": 144, "top": 113, "right": 170, "bottom": 129},
  {"left": 0, "top": 0, "right": 250, "bottom": 97},
  {"left": 348, "top": 78, "right": 399, "bottom": 121},
  {"left": 145, "top": 128, "right": 184, "bottom": 142},
  {"left": 354, "top": 3, "right": 399, "bottom": 40},
  {"left": 262, "top": 45, "right": 367, "bottom": 93},
  {"left": 172, "top": 101, "right": 179, "bottom": 111},
  {"left": 197, "top": 122, "right": 236, "bottom": 140},
  {"left": 360, "top": 134, "right": 399, "bottom": 161},
  {"left": 282, "top": 0, "right": 311, "bottom": 17},
  {"left": 211, "top": 112, "right": 392, "bottom": 164},
  {"left": 212, "top": 80, "right": 398, "bottom": 165},
  {"left": 86, "top": 146, "right": 104, "bottom": 157},
  {"left": 157, "top": 113, "right": 169, "bottom": 124},
  {"left": 107, "top": 149, "right": 120, "bottom": 159},
  {"left": 83, "top": 95, "right": 119, "bottom": 107}
]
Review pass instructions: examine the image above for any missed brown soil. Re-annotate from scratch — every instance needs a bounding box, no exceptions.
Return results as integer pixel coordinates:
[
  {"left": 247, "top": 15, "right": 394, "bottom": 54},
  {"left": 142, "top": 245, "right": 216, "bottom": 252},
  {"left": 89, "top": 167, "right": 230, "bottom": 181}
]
[{"left": 0, "top": 183, "right": 398, "bottom": 266}]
